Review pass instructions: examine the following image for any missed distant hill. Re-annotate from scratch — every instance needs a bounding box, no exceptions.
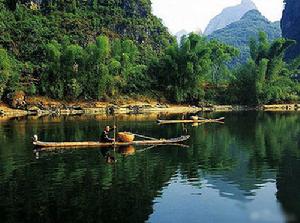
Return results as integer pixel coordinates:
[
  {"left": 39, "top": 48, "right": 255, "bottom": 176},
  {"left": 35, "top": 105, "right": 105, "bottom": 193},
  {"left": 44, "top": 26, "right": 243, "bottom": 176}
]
[
  {"left": 208, "top": 10, "right": 282, "bottom": 64},
  {"left": 204, "top": 0, "right": 257, "bottom": 35},
  {"left": 281, "top": 0, "right": 300, "bottom": 60},
  {"left": 175, "top": 29, "right": 188, "bottom": 43},
  {"left": 175, "top": 28, "right": 202, "bottom": 44},
  {"left": 195, "top": 28, "right": 203, "bottom": 36}
]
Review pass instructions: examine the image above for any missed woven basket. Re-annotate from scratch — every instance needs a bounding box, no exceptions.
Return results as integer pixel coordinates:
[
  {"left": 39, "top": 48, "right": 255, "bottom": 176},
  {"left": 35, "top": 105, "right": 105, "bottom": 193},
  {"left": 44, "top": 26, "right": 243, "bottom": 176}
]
[{"left": 117, "top": 132, "right": 135, "bottom": 142}]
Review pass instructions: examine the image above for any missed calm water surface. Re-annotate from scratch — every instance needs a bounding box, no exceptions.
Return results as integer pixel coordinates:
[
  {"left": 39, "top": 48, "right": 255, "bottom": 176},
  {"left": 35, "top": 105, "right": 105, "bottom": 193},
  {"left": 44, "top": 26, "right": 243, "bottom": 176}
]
[{"left": 0, "top": 112, "right": 299, "bottom": 223}]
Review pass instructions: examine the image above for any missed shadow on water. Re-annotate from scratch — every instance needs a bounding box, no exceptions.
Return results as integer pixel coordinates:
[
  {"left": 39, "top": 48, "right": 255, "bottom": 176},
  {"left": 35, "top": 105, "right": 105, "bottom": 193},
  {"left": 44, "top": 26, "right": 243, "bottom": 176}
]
[{"left": 0, "top": 112, "right": 299, "bottom": 222}]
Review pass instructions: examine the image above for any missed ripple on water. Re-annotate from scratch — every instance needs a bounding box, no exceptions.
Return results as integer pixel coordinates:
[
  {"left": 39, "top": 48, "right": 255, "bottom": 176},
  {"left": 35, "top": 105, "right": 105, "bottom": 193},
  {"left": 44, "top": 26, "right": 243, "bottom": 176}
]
[{"left": 1, "top": 112, "right": 300, "bottom": 223}]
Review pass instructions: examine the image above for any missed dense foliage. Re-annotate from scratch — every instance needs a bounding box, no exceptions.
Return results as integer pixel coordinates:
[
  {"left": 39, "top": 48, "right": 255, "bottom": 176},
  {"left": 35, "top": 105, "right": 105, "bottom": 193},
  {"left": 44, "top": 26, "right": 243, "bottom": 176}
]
[
  {"left": 149, "top": 34, "right": 238, "bottom": 103},
  {"left": 0, "top": 1, "right": 299, "bottom": 105},
  {"left": 42, "top": 35, "right": 148, "bottom": 100},
  {"left": 0, "top": 0, "right": 172, "bottom": 99},
  {"left": 0, "top": 48, "right": 20, "bottom": 99},
  {"left": 230, "top": 32, "right": 300, "bottom": 104},
  {"left": 281, "top": 0, "right": 300, "bottom": 60},
  {"left": 208, "top": 10, "right": 281, "bottom": 65}
]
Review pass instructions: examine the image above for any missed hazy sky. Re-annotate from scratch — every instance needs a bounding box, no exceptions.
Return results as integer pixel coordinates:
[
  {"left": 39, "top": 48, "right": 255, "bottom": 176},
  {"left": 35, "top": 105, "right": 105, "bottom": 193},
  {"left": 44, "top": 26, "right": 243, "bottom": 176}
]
[{"left": 151, "top": 0, "right": 284, "bottom": 34}]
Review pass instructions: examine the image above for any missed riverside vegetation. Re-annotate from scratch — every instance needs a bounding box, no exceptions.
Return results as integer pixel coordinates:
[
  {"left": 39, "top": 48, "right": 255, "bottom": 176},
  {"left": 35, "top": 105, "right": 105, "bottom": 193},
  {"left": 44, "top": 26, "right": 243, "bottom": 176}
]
[{"left": 0, "top": 0, "right": 299, "bottom": 108}]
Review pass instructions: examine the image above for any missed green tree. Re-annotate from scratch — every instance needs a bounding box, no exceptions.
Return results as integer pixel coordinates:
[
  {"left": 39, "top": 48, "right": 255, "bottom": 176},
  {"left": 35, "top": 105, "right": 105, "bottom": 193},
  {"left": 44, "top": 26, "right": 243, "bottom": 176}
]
[
  {"left": 151, "top": 33, "right": 237, "bottom": 103},
  {"left": 0, "top": 48, "right": 18, "bottom": 99},
  {"left": 231, "top": 32, "right": 300, "bottom": 104}
]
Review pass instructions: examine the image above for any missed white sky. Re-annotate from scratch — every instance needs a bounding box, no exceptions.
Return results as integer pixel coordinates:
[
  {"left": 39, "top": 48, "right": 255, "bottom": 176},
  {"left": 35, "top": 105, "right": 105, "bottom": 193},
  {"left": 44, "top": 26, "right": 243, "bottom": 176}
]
[{"left": 151, "top": 0, "right": 284, "bottom": 34}]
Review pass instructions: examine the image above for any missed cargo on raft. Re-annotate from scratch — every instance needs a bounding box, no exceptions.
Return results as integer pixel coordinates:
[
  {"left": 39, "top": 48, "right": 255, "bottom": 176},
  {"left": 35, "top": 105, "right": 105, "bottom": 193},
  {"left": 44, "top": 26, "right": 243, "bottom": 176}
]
[
  {"left": 32, "top": 135, "right": 190, "bottom": 149},
  {"left": 117, "top": 132, "right": 135, "bottom": 142}
]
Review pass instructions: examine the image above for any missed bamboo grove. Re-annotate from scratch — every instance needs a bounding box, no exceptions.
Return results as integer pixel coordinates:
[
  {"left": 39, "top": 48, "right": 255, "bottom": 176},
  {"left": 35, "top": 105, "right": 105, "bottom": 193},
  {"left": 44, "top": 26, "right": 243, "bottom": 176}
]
[{"left": 0, "top": 1, "right": 299, "bottom": 105}]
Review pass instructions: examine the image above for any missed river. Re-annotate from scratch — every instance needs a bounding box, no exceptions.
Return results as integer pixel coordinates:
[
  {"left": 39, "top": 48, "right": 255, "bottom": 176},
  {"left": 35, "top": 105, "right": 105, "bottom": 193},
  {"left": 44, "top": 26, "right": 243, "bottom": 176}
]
[{"left": 0, "top": 112, "right": 299, "bottom": 223}]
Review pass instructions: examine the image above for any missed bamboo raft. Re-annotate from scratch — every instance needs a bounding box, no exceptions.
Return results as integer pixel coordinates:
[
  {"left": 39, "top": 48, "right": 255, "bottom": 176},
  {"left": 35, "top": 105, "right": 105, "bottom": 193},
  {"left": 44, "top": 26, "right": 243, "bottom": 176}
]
[
  {"left": 157, "top": 117, "right": 225, "bottom": 125},
  {"left": 33, "top": 135, "right": 190, "bottom": 149}
]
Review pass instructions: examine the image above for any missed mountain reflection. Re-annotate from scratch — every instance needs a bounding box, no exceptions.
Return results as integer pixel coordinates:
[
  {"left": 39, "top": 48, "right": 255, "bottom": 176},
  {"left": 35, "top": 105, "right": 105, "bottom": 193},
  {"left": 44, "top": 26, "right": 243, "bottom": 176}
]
[{"left": 0, "top": 112, "right": 299, "bottom": 222}]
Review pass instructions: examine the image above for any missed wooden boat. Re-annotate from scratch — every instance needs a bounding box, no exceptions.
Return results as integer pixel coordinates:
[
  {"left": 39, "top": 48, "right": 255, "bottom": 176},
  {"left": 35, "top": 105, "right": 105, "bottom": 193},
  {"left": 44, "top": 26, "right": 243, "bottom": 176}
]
[
  {"left": 157, "top": 117, "right": 225, "bottom": 125},
  {"left": 33, "top": 135, "right": 190, "bottom": 149}
]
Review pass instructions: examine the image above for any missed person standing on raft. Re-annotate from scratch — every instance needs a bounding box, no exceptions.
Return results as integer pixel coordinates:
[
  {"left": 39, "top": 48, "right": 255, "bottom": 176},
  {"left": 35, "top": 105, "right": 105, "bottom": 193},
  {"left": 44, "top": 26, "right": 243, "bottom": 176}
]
[{"left": 100, "top": 125, "right": 116, "bottom": 142}]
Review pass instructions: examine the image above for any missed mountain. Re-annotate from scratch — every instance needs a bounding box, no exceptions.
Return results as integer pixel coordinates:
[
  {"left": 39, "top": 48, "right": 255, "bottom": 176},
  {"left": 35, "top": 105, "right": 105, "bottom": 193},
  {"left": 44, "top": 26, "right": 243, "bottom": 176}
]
[
  {"left": 0, "top": 0, "right": 175, "bottom": 100},
  {"left": 204, "top": 0, "right": 257, "bottom": 35},
  {"left": 281, "top": 0, "right": 300, "bottom": 60},
  {"left": 175, "top": 29, "right": 188, "bottom": 43},
  {"left": 195, "top": 28, "right": 203, "bottom": 36},
  {"left": 0, "top": 0, "right": 173, "bottom": 64},
  {"left": 208, "top": 10, "right": 282, "bottom": 64},
  {"left": 175, "top": 28, "right": 202, "bottom": 44}
]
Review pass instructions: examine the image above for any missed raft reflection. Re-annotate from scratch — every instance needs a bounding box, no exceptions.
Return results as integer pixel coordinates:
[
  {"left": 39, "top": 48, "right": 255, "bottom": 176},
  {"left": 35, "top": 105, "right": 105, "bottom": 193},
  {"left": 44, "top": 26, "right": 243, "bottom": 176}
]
[{"left": 0, "top": 112, "right": 299, "bottom": 223}]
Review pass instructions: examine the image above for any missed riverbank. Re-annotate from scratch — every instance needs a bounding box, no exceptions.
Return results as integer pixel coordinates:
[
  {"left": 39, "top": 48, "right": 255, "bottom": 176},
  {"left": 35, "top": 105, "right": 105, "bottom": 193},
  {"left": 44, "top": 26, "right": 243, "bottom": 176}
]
[{"left": 1, "top": 96, "right": 300, "bottom": 119}]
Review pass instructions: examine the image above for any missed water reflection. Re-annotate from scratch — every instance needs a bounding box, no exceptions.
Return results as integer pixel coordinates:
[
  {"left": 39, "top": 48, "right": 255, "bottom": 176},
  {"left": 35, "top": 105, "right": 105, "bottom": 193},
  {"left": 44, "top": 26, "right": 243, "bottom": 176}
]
[
  {"left": 118, "top": 146, "right": 136, "bottom": 156},
  {"left": 276, "top": 153, "right": 300, "bottom": 222},
  {"left": 0, "top": 112, "right": 299, "bottom": 222}
]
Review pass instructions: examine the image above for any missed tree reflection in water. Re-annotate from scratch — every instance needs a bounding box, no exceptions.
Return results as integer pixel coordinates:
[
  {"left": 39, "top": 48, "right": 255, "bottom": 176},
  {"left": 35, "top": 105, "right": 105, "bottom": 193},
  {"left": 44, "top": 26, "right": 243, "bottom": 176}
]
[{"left": 0, "top": 112, "right": 299, "bottom": 222}]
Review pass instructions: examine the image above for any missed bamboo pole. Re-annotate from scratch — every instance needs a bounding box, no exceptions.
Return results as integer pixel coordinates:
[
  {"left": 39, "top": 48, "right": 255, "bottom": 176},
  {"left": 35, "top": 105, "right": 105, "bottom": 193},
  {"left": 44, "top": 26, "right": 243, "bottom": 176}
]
[
  {"left": 157, "top": 117, "right": 225, "bottom": 124},
  {"left": 113, "top": 113, "right": 116, "bottom": 152},
  {"left": 133, "top": 133, "right": 158, "bottom": 141}
]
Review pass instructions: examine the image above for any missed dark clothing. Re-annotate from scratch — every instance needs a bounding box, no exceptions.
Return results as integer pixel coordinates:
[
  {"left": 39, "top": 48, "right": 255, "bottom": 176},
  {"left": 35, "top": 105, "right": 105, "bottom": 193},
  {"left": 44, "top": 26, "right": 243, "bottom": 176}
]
[{"left": 100, "top": 129, "right": 114, "bottom": 142}]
